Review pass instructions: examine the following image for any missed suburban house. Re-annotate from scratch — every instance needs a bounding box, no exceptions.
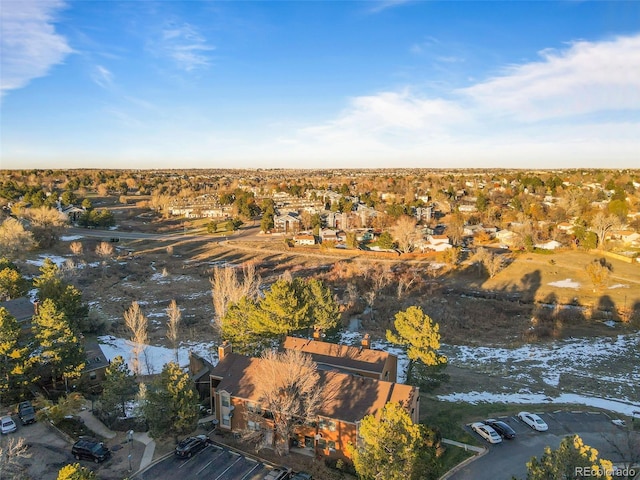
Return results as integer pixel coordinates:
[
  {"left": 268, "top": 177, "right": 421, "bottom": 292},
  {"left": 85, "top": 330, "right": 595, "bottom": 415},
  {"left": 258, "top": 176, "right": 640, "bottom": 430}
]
[
  {"left": 80, "top": 338, "right": 110, "bottom": 389},
  {"left": 0, "top": 297, "right": 36, "bottom": 335},
  {"left": 200, "top": 338, "right": 418, "bottom": 460},
  {"left": 274, "top": 213, "right": 301, "bottom": 234},
  {"left": 294, "top": 234, "right": 316, "bottom": 246}
]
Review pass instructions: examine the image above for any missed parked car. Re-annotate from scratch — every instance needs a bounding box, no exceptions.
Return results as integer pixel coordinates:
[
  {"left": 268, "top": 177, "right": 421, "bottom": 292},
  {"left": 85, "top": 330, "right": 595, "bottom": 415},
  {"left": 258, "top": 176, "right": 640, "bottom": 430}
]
[
  {"left": 470, "top": 422, "right": 502, "bottom": 444},
  {"left": 18, "top": 401, "right": 36, "bottom": 425},
  {"left": 290, "top": 473, "right": 312, "bottom": 480},
  {"left": 263, "top": 468, "right": 291, "bottom": 480},
  {"left": 518, "top": 411, "right": 548, "bottom": 431},
  {"left": 71, "top": 439, "right": 111, "bottom": 463},
  {"left": 1, "top": 416, "right": 17, "bottom": 434},
  {"left": 484, "top": 419, "right": 516, "bottom": 439},
  {"left": 175, "top": 434, "right": 210, "bottom": 458}
]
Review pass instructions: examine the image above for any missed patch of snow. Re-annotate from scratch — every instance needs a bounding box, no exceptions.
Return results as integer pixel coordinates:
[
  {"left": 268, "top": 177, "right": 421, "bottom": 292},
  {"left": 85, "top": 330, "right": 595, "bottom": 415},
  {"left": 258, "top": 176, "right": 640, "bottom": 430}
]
[
  {"left": 609, "top": 284, "right": 629, "bottom": 290},
  {"left": 437, "top": 391, "right": 640, "bottom": 417},
  {"left": 548, "top": 278, "right": 580, "bottom": 289},
  {"left": 603, "top": 320, "right": 617, "bottom": 328},
  {"left": 25, "top": 254, "right": 68, "bottom": 267},
  {"left": 60, "top": 235, "right": 84, "bottom": 241},
  {"left": 98, "top": 335, "right": 217, "bottom": 375}
]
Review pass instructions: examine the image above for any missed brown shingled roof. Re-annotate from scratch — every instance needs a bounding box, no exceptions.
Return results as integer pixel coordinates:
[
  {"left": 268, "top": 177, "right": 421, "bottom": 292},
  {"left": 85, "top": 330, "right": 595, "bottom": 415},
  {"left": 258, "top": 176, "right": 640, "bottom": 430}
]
[
  {"left": 210, "top": 351, "right": 416, "bottom": 425},
  {"left": 282, "top": 336, "right": 390, "bottom": 375}
]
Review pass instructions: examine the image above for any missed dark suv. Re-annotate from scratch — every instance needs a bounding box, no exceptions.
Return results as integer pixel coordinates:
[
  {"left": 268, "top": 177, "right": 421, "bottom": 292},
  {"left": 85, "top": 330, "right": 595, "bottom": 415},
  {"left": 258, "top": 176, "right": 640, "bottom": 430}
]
[
  {"left": 71, "top": 439, "right": 111, "bottom": 463},
  {"left": 175, "top": 435, "right": 210, "bottom": 458},
  {"left": 18, "top": 401, "right": 36, "bottom": 426}
]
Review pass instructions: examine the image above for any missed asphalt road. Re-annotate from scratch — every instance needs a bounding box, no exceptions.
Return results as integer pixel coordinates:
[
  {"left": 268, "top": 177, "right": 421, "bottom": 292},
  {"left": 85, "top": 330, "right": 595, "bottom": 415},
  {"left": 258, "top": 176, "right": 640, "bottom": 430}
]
[
  {"left": 65, "top": 224, "right": 261, "bottom": 242},
  {"left": 135, "top": 443, "right": 271, "bottom": 480},
  {"left": 449, "top": 411, "right": 639, "bottom": 480}
]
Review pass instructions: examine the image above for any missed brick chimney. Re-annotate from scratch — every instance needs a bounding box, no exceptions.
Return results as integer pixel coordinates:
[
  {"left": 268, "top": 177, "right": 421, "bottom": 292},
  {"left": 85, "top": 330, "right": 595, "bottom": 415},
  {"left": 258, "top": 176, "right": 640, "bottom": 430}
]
[
  {"left": 218, "top": 341, "right": 232, "bottom": 360},
  {"left": 361, "top": 333, "right": 371, "bottom": 349}
]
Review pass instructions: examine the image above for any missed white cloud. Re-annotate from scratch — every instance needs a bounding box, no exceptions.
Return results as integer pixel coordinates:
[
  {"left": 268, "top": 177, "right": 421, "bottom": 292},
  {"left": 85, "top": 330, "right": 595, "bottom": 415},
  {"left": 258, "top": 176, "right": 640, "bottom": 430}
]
[
  {"left": 0, "top": 0, "right": 73, "bottom": 96},
  {"left": 283, "top": 33, "right": 640, "bottom": 168},
  {"left": 367, "top": 0, "right": 414, "bottom": 14},
  {"left": 159, "top": 22, "right": 214, "bottom": 72},
  {"left": 91, "top": 65, "right": 113, "bottom": 89},
  {"left": 462, "top": 34, "right": 640, "bottom": 121}
]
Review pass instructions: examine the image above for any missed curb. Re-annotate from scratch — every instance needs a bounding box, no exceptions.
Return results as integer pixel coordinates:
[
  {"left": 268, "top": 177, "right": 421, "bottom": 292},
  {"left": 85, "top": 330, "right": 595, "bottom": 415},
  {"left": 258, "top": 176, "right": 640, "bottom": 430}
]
[{"left": 439, "top": 441, "right": 488, "bottom": 480}]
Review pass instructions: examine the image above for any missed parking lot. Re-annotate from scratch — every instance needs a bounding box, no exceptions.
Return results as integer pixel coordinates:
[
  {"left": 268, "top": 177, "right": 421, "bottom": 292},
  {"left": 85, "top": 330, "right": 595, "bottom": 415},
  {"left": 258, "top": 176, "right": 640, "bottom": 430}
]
[
  {"left": 449, "top": 411, "right": 640, "bottom": 480},
  {"left": 135, "top": 443, "right": 272, "bottom": 480}
]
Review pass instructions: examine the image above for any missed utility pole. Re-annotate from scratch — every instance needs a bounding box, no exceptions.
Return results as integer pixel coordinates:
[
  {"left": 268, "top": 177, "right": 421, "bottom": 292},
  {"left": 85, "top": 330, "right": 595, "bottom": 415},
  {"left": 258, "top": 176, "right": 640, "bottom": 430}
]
[{"left": 127, "top": 430, "right": 134, "bottom": 472}]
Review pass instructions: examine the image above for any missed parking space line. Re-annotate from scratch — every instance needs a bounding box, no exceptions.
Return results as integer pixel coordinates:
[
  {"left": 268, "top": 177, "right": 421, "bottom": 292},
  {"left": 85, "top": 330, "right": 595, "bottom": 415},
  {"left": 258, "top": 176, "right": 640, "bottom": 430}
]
[
  {"left": 214, "top": 455, "right": 242, "bottom": 480},
  {"left": 240, "top": 462, "right": 262, "bottom": 480},
  {"left": 196, "top": 448, "right": 224, "bottom": 476},
  {"left": 178, "top": 446, "right": 213, "bottom": 469}
]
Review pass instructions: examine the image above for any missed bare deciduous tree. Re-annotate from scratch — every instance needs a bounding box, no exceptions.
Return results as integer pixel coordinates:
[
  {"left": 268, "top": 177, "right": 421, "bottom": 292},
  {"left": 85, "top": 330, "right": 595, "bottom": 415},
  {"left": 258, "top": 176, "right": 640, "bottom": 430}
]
[
  {"left": 251, "top": 350, "right": 323, "bottom": 455},
  {"left": 95, "top": 241, "right": 114, "bottom": 259},
  {"left": 0, "top": 436, "right": 31, "bottom": 479},
  {"left": 25, "top": 206, "right": 66, "bottom": 248},
  {"left": 391, "top": 215, "right": 418, "bottom": 253},
  {"left": 585, "top": 258, "right": 612, "bottom": 292},
  {"left": 166, "top": 300, "right": 181, "bottom": 363},
  {"left": 472, "top": 247, "right": 504, "bottom": 278},
  {"left": 124, "top": 301, "right": 148, "bottom": 376},
  {"left": 0, "top": 217, "right": 36, "bottom": 258},
  {"left": 210, "top": 262, "right": 261, "bottom": 324},
  {"left": 590, "top": 212, "right": 621, "bottom": 249},
  {"left": 70, "top": 241, "right": 83, "bottom": 256}
]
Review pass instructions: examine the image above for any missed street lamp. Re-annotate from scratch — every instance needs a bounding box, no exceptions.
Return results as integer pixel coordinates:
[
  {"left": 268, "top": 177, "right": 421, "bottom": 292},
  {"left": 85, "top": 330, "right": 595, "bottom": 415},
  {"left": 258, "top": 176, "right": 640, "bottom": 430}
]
[{"left": 127, "top": 430, "right": 134, "bottom": 472}]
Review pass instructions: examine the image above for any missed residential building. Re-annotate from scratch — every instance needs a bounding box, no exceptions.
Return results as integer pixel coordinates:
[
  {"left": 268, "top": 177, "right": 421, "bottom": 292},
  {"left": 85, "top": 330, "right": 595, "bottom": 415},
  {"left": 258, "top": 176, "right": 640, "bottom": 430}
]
[
  {"left": 204, "top": 340, "right": 418, "bottom": 460},
  {"left": 282, "top": 333, "right": 397, "bottom": 383},
  {"left": 0, "top": 297, "right": 35, "bottom": 335}
]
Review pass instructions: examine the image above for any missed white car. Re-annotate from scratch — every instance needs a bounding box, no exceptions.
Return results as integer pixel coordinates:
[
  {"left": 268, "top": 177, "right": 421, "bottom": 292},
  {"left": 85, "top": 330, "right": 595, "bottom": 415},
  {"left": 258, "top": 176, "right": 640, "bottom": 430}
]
[
  {"left": 518, "top": 411, "right": 548, "bottom": 431},
  {"left": 1, "top": 416, "right": 17, "bottom": 434},
  {"left": 470, "top": 422, "right": 502, "bottom": 444}
]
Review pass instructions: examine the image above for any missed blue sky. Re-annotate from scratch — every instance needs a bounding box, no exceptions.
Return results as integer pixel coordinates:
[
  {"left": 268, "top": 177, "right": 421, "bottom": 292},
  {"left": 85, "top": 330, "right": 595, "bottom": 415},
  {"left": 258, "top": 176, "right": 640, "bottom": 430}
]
[{"left": 1, "top": 1, "right": 639, "bottom": 170}]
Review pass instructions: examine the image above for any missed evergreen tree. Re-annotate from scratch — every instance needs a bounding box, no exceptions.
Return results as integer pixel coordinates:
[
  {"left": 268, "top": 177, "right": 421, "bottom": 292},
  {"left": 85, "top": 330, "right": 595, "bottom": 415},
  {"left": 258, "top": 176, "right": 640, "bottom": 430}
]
[
  {"left": 143, "top": 362, "right": 198, "bottom": 440},
  {"left": 33, "top": 259, "right": 88, "bottom": 332},
  {"left": 304, "top": 278, "right": 340, "bottom": 331},
  {"left": 377, "top": 231, "right": 395, "bottom": 249},
  {"left": 0, "top": 259, "right": 29, "bottom": 300},
  {"left": 56, "top": 463, "right": 97, "bottom": 480},
  {"left": 255, "top": 278, "right": 310, "bottom": 334},
  {"left": 221, "top": 297, "right": 267, "bottom": 355},
  {"left": 0, "top": 307, "right": 30, "bottom": 402},
  {"left": 387, "top": 306, "right": 446, "bottom": 367},
  {"left": 351, "top": 402, "right": 436, "bottom": 480},
  {"left": 100, "top": 355, "right": 137, "bottom": 418},
  {"left": 32, "top": 299, "right": 85, "bottom": 390},
  {"left": 525, "top": 435, "right": 613, "bottom": 480}
]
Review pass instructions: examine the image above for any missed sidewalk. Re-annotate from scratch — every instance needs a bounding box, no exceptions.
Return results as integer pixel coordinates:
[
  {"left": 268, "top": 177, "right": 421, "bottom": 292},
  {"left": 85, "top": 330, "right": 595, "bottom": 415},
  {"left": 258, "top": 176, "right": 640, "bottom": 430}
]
[{"left": 78, "top": 403, "right": 157, "bottom": 470}]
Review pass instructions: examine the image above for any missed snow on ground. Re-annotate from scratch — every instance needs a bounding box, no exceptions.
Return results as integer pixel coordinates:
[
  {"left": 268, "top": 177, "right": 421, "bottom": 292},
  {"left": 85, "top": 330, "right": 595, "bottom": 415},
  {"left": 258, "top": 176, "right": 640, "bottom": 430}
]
[
  {"left": 609, "top": 284, "right": 629, "bottom": 289},
  {"left": 25, "top": 254, "right": 69, "bottom": 267},
  {"left": 98, "top": 335, "right": 217, "bottom": 375},
  {"left": 437, "top": 391, "right": 640, "bottom": 417},
  {"left": 443, "top": 333, "right": 640, "bottom": 396},
  {"left": 547, "top": 278, "right": 581, "bottom": 289},
  {"left": 60, "top": 235, "right": 84, "bottom": 241}
]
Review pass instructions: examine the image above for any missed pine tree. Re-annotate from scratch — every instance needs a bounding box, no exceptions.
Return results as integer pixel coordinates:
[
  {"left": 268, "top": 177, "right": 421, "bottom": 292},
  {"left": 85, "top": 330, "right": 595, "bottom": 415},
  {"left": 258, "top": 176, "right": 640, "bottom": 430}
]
[
  {"left": 101, "top": 355, "right": 137, "bottom": 418},
  {"left": 304, "top": 278, "right": 340, "bottom": 331},
  {"left": 33, "top": 259, "right": 88, "bottom": 332},
  {"left": 144, "top": 362, "right": 198, "bottom": 440},
  {"left": 387, "top": 306, "right": 446, "bottom": 367},
  {"left": 56, "top": 463, "right": 97, "bottom": 480},
  {"left": 0, "top": 307, "right": 30, "bottom": 403},
  {"left": 255, "top": 278, "right": 310, "bottom": 334},
  {"left": 351, "top": 402, "right": 434, "bottom": 480},
  {"left": 32, "top": 299, "right": 85, "bottom": 390},
  {"left": 526, "top": 435, "right": 613, "bottom": 480}
]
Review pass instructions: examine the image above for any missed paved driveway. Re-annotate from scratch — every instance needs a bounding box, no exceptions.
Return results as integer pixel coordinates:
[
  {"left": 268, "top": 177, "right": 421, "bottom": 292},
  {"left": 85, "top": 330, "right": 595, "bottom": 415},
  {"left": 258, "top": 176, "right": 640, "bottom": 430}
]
[
  {"left": 449, "top": 411, "right": 640, "bottom": 480},
  {"left": 135, "top": 443, "right": 271, "bottom": 480}
]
